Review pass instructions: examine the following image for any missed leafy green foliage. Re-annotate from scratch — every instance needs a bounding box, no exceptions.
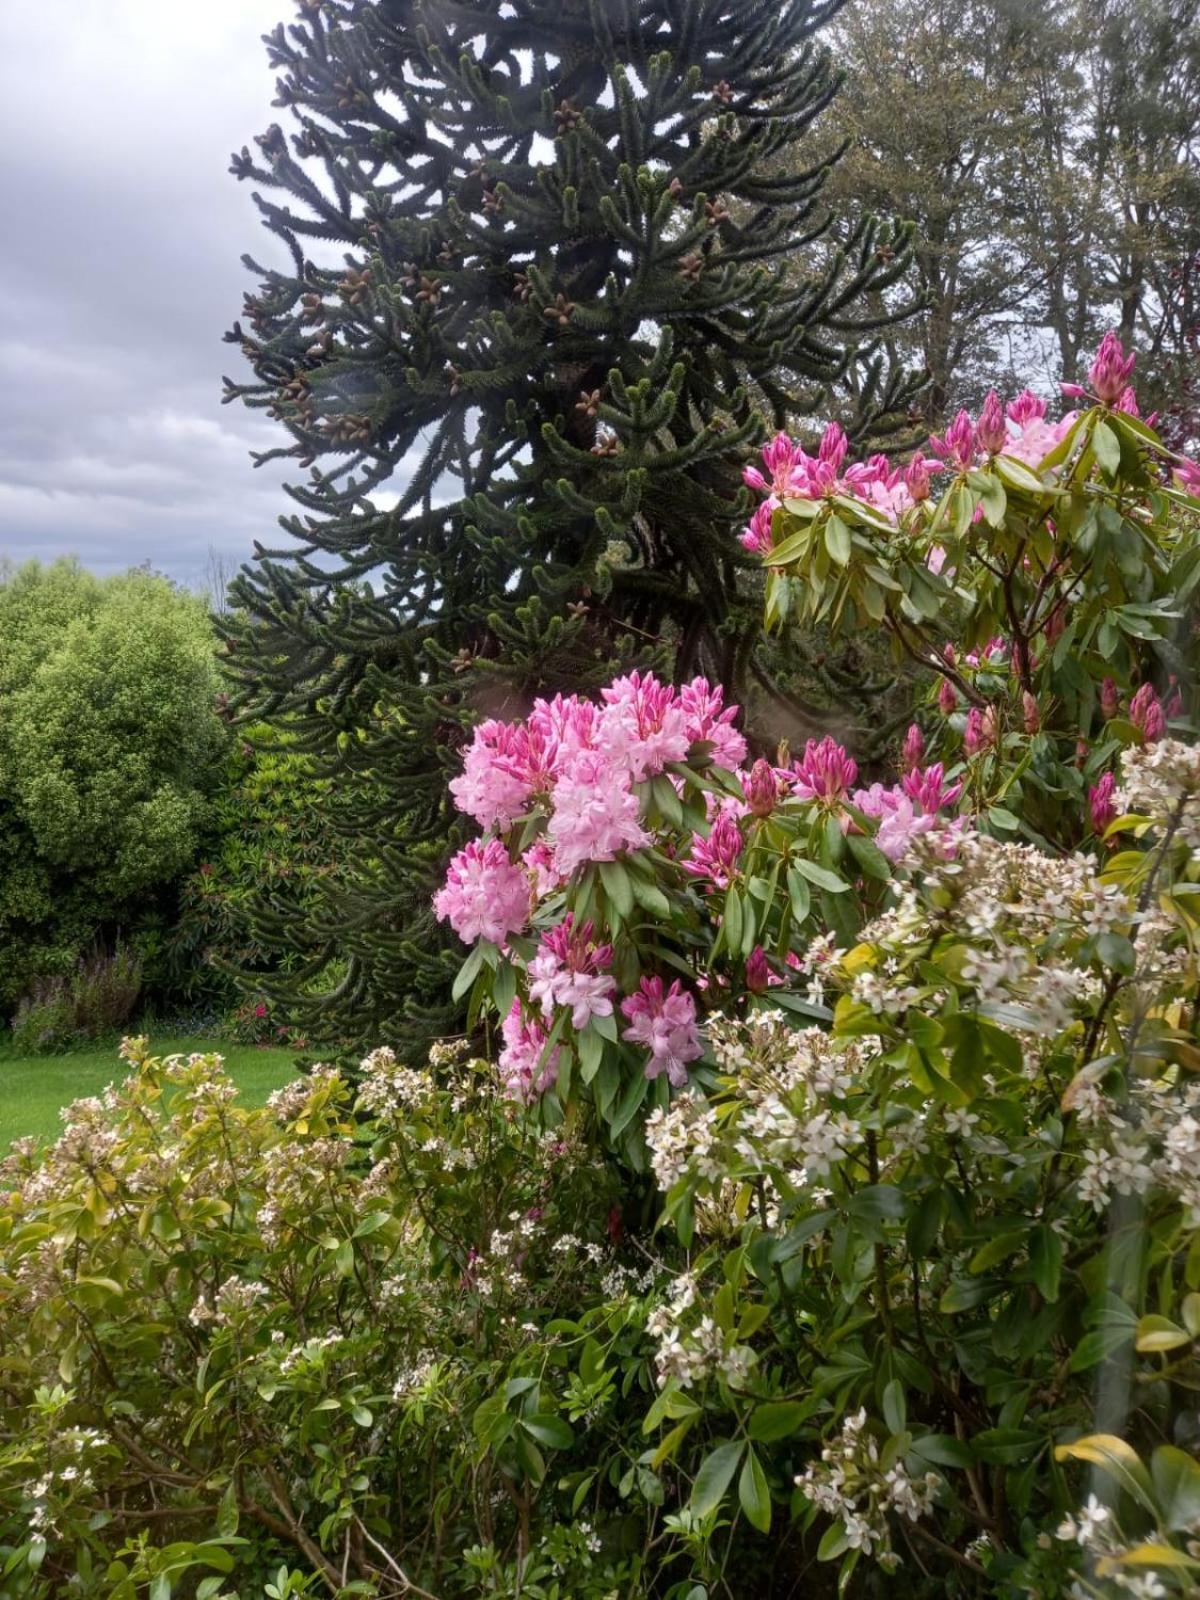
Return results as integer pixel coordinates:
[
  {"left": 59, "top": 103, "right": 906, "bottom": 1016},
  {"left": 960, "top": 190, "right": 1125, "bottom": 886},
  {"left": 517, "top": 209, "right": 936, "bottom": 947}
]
[{"left": 0, "top": 561, "right": 228, "bottom": 1015}]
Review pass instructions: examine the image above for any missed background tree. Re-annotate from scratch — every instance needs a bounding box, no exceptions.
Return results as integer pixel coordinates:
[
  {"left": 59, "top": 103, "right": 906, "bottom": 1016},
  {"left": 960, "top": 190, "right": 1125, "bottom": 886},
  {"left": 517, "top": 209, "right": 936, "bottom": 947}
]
[
  {"left": 814, "top": 0, "right": 1200, "bottom": 424},
  {"left": 221, "top": 0, "right": 921, "bottom": 1046},
  {"left": 0, "top": 560, "right": 228, "bottom": 1015}
]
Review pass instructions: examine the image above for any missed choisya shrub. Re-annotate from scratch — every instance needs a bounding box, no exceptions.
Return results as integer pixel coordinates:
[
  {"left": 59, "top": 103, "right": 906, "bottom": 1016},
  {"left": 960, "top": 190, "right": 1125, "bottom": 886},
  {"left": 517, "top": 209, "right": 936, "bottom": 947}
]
[{"left": 4, "top": 337, "right": 1200, "bottom": 1597}]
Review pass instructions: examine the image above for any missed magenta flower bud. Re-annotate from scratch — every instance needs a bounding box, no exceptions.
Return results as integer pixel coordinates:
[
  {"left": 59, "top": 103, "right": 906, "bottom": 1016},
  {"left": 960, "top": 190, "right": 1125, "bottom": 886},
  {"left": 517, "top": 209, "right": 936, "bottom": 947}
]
[
  {"left": 818, "top": 421, "right": 848, "bottom": 473},
  {"left": 1007, "top": 390, "right": 1047, "bottom": 426},
  {"left": 1116, "top": 385, "right": 1140, "bottom": 418},
  {"left": 1022, "top": 692, "right": 1040, "bottom": 734},
  {"left": 902, "top": 448, "right": 935, "bottom": 503},
  {"left": 1044, "top": 604, "right": 1066, "bottom": 645},
  {"left": 744, "top": 757, "right": 778, "bottom": 817},
  {"left": 963, "top": 707, "right": 985, "bottom": 755},
  {"left": 929, "top": 410, "right": 977, "bottom": 472},
  {"left": 981, "top": 706, "right": 998, "bottom": 746},
  {"left": 1088, "top": 331, "right": 1136, "bottom": 405},
  {"left": 792, "top": 737, "right": 859, "bottom": 804},
  {"left": 976, "top": 390, "right": 1007, "bottom": 455},
  {"left": 1089, "top": 772, "right": 1117, "bottom": 837},
  {"left": 745, "top": 945, "right": 771, "bottom": 993},
  {"left": 1130, "top": 682, "right": 1165, "bottom": 743},
  {"left": 1060, "top": 382, "right": 1087, "bottom": 399},
  {"left": 1176, "top": 458, "right": 1200, "bottom": 495},
  {"left": 938, "top": 679, "right": 958, "bottom": 716},
  {"left": 1100, "top": 677, "right": 1120, "bottom": 720},
  {"left": 901, "top": 723, "right": 925, "bottom": 771}
]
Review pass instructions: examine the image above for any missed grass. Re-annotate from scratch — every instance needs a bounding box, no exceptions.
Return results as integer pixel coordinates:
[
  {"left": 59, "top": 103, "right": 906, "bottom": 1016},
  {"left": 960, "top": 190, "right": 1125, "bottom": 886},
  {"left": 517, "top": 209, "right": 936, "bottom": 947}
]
[{"left": 0, "top": 1036, "right": 304, "bottom": 1146}]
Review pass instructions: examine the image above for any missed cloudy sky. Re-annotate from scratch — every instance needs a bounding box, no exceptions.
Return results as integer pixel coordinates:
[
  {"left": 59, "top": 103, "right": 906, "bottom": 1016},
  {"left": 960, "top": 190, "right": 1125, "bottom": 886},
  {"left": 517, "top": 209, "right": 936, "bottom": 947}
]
[{"left": 0, "top": 0, "right": 301, "bottom": 587}]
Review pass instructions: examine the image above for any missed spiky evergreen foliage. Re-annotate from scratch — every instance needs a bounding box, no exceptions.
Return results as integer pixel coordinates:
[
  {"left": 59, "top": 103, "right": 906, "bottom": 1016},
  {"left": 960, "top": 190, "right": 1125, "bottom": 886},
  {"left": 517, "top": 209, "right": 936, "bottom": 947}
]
[{"left": 221, "top": 0, "right": 919, "bottom": 1044}]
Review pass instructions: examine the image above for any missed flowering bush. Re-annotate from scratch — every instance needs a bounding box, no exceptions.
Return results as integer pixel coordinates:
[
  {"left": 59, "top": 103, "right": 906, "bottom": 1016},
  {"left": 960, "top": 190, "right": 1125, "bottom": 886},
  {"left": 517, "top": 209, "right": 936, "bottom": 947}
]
[{"left": 6, "top": 338, "right": 1200, "bottom": 1597}]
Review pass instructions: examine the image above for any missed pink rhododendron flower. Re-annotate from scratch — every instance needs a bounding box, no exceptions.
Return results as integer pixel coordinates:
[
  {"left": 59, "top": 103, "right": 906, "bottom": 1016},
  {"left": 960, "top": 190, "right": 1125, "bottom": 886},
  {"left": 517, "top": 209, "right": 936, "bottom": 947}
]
[
  {"left": 900, "top": 762, "right": 963, "bottom": 813},
  {"left": 528, "top": 692, "right": 598, "bottom": 766},
  {"left": 526, "top": 914, "right": 616, "bottom": 1030},
  {"left": 938, "top": 679, "right": 958, "bottom": 716},
  {"left": 745, "top": 945, "right": 772, "bottom": 992},
  {"left": 930, "top": 410, "right": 977, "bottom": 471},
  {"left": 903, "top": 449, "right": 939, "bottom": 503},
  {"left": 793, "top": 737, "right": 859, "bottom": 804},
  {"left": 1088, "top": 331, "right": 1136, "bottom": 405},
  {"left": 522, "top": 841, "right": 562, "bottom": 900},
  {"left": 740, "top": 498, "right": 776, "bottom": 555},
  {"left": 548, "top": 751, "right": 649, "bottom": 876},
  {"left": 744, "top": 431, "right": 805, "bottom": 498},
  {"left": 1089, "top": 772, "right": 1117, "bottom": 837},
  {"left": 1130, "top": 683, "right": 1166, "bottom": 743},
  {"left": 434, "top": 839, "right": 530, "bottom": 945},
  {"left": 1175, "top": 458, "right": 1200, "bottom": 496},
  {"left": 679, "top": 677, "right": 748, "bottom": 770},
  {"left": 449, "top": 718, "right": 536, "bottom": 830},
  {"left": 498, "top": 999, "right": 559, "bottom": 1101},
  {"left": 620, "top": 977, "right": 703, "bottom": 1086},
  {"left": 1006, "top": 391, "right": 1047, "bottom": 427},
  {"left": 598, "top": 671, "right": 690, "bottom": 780},
  {"left": 682, "top": 808, "right": 743, "bottom": 889},
  {"left": 1022, "top": 691, "right": 1040, "bottom": 734}
]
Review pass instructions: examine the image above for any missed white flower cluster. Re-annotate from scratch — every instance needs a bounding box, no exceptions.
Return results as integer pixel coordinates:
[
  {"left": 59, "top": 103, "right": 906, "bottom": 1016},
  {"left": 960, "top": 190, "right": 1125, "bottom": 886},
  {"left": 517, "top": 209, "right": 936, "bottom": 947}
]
[
  {"left": 794, "top": 1408, "right": 940, "bottom": 1571},
  {"left": 357, "top": 1045, "right": 435, "bottom": 1117},
  {"left": 645, "top": 1274, "right": 755, "bottom": 1390},
  {"left": 1072, "top": 1072, "right": 1200, "bottom": 1218},
  {"left": 266, "top": 1062, "right": 343, "bottom": 1124},
  {"left": 644, "top": 1095, "right": 721, "bottom": 1190},
  {"left": 1116, "top": 738, "right": 1200, "bottom": 846}
]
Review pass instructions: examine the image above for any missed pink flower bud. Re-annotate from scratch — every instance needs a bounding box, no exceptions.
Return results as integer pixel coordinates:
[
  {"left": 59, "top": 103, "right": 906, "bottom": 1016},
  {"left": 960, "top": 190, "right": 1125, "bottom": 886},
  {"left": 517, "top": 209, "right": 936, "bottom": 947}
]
[
  {"left": 981, "top": 706, "right": 998, "bottom": 746},
  {"left": 1100, "top": 678, "right": 1120, "bottom": 720},
  {"left": 1175, "top": 458, "right": 1200, "bottom": 495},
  {"left": 938, "top": 679, "right": 958, "bottom": 716},
  {"left": 1130, "top": 682, "right": 1165, "bottom": 743},
  {"left": 1088, "top": 331, "right": 1136, "bottom": 406},
  {"left": 901, "top": 723, "right": 925, "bottom": 771},
  {"left": 745, "top": 945, "right": 771, "bottom": 993},
  {"left": 792, "top": 737, "right": 859, "bottom": 805},
  {"left": 818, "top": 421, "right": 849, "bottom": 473},
  {"left": 976, "top": 391, "right": 1007, "bottom": 455},
  {"left": 1060, "top": 382, "right": 1087, "bottom": 399},
  {"left": 963, "top": 707, "right": 985, "bottom": 755},
  {"left": 1089, "top": 772, "right": 1117, "bottom": 837},
  {"left": 1044, "top": 605, "right": 1066, "bottom": 644},
  {"left": 1007, "top": 390, "right": 1047, "bottom": 426},
  {"left": 929, "top": 410, "right": 977, "bottom": 472},
  {"left": 1116, "top": 385, "right": 1140, "bottom": 418},
  {"left": 1022, "top": 692, "right": 1040, "bottom": 734},
  {"left": 744, "top": 757, "right": 778, "bottom": 817},
  {"left": 903, "top": 449, "right": 936, "bottom": 503}
]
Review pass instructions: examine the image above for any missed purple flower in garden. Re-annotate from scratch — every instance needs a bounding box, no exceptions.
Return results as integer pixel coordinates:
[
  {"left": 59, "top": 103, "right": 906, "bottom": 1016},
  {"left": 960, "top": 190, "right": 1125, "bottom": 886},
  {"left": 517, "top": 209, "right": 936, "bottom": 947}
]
[
  {"left": 792, "top": 737, "right": 859, "bottom": 804},
  {"left": 434, "top": 839, "right": 530, "bottom": 946},
  {"left": 621, "top": 977, "right": 703, "bottom": 1086},
  {"left": 1088, "top": 332, "right": 1136, "bottom": 406}
]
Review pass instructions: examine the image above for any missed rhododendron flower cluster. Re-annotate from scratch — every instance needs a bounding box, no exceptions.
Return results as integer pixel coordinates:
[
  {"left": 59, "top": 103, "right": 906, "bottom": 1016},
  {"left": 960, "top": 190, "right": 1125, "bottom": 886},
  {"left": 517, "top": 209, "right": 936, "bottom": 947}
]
[
  {"left": 432, "top": 838, "right": 531, "bottom": 946},
  {"left": 620, "top": 978, "right": 703, "bottom": 1086}
]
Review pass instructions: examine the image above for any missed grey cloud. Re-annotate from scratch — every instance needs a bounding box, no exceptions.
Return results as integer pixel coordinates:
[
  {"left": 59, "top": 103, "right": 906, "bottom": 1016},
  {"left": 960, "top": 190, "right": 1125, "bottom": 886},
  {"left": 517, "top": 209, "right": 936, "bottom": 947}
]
[{"left": 0, "top": 0, "right": 302, "bottom": 585}]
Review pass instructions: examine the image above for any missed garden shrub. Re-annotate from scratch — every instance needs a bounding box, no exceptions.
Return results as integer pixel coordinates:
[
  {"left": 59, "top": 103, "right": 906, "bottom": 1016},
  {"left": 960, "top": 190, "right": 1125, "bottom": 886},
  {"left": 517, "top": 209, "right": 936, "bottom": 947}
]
[
  {"left": 9, "top": 949, "right": 142, "bottom": 1055},
  {"left": 4, "top": 339, "right": 1200, "bottom": 1596},
  {"left": 0, "top": 560, "right": 228, "bottom": 1019}
]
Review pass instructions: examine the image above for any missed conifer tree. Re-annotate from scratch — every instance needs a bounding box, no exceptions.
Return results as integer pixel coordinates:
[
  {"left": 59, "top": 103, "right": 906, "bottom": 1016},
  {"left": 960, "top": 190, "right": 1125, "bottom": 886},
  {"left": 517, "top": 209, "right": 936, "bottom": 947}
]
[{"left": 221, "top": 0, "right": 919, "bottom": 1043}]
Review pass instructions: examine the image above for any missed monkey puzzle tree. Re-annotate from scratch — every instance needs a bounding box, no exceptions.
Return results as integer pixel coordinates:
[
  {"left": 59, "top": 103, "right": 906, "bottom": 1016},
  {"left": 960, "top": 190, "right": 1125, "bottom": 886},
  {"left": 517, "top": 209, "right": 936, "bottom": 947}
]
[{"left": 221, "top": 0, "right": 919, "bottom": 1043}]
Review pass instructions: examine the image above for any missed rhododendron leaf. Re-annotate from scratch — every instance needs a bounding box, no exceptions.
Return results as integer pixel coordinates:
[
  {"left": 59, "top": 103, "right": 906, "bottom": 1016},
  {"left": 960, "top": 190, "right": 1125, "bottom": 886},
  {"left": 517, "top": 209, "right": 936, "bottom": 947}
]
[
  {"left": 786, "top": 866, "right": 812, "bottom": 923},
  {"left": 451, "top": 943, "right": 485, "bottom": 1001},
  {"left": 996, "top": 454, "right": 1048, "bottom": 492},
  {"left": 578, "top": 1026, "right": 604, "bottom": 1084},
  {"left": 630, "top": 876, "right": 670, "bottom": 919},
  {"left": 722, "top": 885, "right": 743, "bottom": 953},
  {"left": 825, "top": 515, "right": 851, "bottom": 567},
  {"left": 609, "top": 1072, "right": 648, "bottom": 1139},
  {"left": 978, "top": 476, "right": 1007, "bottom": 527},
  {"left": 1030, "top": 1225, "right": 1063, "bottom": 1303},
  {"left": 781, "top": 496, "right": 820, "bottom": 519},
  {"left": 748, "top": 1401, "right": 808, "bottom": 1442},
  {"left": 766, "top": 527, "right": 813, "bottom": 567},
  {"left": 1093, "top": 419, "right": 1121, "bottom": 476},
  {"left": 599, "top": 860, "right": 633, "bottom": 921},
  {"left": 845, "top": 833, "right": 890, "bottom": 881},
  {"left": 790, "top": 858, "right": 847, "bottom": 894}
]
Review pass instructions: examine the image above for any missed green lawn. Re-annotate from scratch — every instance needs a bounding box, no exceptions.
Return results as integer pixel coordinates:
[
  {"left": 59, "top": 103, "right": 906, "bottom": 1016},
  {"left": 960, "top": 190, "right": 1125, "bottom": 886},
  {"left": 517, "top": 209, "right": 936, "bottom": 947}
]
[{"left": 0, "top": 1037, "right": 304, "bottom": 1146}]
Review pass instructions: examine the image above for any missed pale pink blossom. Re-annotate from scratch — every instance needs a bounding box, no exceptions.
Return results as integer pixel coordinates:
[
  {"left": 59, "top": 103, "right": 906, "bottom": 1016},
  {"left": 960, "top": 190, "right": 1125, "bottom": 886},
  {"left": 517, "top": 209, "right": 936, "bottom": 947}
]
[
  {"left": 598, "top": 671, "right": 691, "bottom": 780},
  {"left": 678, "top": 677, "right": 748, "bottom": 770},
  {"left": 522, "top": 841, "right": 562, "bottom": 900},
  {"left": 449, "top": 718, "right": 536, "bottom": 830},
  {"left": 620, "top": 977, "right": 703, "bottom": 1086},
  {"left": 498, "top": 1000, "right": 559, "bottom": 1101},
  {"left": 548, "top": 751, "right": 649, "bottom": 876},
  {"left": 434, "top": 839, "right": 530, "bottom": 946}
]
